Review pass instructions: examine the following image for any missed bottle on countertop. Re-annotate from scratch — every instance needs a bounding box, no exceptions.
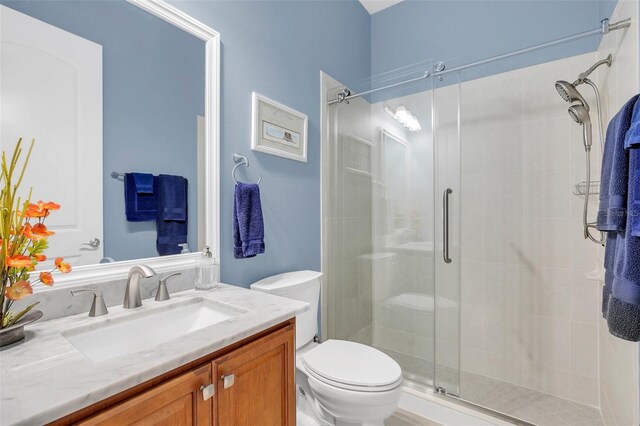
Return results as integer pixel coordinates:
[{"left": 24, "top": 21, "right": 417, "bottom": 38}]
[{"left": 195, "top": 246, "right": 219, "bottom": 290}]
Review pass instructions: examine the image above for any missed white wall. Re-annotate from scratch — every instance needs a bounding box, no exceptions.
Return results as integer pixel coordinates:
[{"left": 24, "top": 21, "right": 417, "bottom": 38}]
[
  {"left": 459, "top": 0, "right": 640, "bottom": 415},
  {"left": 459, "top": 51, "right": 605, "bottom": 407},
  {"left": 596, "top": 0, "right": 640, "bottom": 424}
]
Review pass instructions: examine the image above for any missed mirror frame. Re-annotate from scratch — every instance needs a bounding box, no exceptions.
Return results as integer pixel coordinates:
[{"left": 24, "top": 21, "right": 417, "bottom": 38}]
[{"left": 37, "top": 0, "right": 220, "bottom": 289}]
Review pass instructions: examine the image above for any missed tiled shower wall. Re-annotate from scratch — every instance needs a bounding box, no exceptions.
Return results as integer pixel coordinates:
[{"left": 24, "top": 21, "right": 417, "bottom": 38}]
[
  {"left": 596, "top": 0, "right": 640, "bottom": 423},
  {"left": 459, "top": 51, "right": 606, "bottom": 406}
]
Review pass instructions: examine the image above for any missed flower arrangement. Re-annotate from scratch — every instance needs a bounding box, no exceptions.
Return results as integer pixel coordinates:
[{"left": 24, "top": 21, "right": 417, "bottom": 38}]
[{"left": 1, "top": 138, "right": 71, "bottom": 329}]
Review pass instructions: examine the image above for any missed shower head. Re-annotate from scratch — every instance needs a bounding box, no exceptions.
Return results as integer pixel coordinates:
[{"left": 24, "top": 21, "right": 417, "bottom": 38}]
[
  {"left": 555, "top": 80, "right": 590, "bottom": 111},
  {"left": 568, "top": 104, "right": 587, "bottom": 123},
  {"left": 568, "top": 104, "right": 592, "bottom": 150}
]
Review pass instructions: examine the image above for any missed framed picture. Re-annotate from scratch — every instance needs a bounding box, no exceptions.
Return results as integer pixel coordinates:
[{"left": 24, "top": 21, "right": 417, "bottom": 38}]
[{"left": 251, "top": 92, "right": 308, "bottom": 162}]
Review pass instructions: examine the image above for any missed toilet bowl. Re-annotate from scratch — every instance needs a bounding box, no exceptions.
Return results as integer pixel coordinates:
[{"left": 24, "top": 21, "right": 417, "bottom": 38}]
[{"left": 251, "top": 271, "right": 403, "bottom": 426}]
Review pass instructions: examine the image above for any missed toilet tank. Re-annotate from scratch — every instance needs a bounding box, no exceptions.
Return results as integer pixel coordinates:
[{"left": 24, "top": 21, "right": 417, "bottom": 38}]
[{"left": 251, "top": 271, "right": 322, "bottom": 349}]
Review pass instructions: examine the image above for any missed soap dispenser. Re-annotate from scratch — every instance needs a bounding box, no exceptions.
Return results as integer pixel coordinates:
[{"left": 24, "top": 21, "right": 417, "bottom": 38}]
[{"left": 195, "top": 246, "right": 219, "bottom": 290}]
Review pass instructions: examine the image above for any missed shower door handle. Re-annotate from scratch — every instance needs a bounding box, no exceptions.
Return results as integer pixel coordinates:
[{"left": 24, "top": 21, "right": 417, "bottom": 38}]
[{"left": 443, "top": 188, "right": 452, "bottom": 264}]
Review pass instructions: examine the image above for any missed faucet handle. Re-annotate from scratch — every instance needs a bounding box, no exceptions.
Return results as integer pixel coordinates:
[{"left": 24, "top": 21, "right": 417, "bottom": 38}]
[
  {"left": 155, "top": 272, "right": 182, "bottom": 301},
  {"left": 71, "top": 288, "right": 108, "bottom": 317},
  {"left": 161, "top": 272, "right": 182, "bottom": 285}
]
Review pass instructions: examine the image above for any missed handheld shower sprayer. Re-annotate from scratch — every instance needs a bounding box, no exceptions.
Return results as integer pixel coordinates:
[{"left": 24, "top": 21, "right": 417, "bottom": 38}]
[
  {"left": 554, "top": 54, "right": 613, "bottom": 246},
  {"left": 555, "top": 80, "right": 590, "bottom": 111},
  {"left": 567, "top": 104, "right": 592, "bottom": 151},
  {"left": 566, "top": 100, "right": 601, "bottom": 244}
]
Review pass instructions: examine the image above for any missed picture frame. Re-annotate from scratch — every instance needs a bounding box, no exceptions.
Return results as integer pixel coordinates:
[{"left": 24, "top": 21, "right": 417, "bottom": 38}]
[{"left": 251, "top": 92, "right": 308, "bottom": 162}]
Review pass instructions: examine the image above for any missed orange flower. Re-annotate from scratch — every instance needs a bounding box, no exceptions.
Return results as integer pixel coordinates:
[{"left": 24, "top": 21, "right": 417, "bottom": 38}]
[
  {"left": 39, "top": 271, "right": 53, "bottom": 286},
  {"left": 23, "top": 223, "right": 53, "bottom": 241},
  {"left": 25, "top": 202, "right": 49, "bottom": 218},
  {"left": 42, "top": 201, "right": 60, "bottom": 211},
  {"left": 5, "top": 280, "right": 33, "bottom": 301},
  {"left": 22, "top": 223, "right": 39, "bottom": 241},
  {"left": 25, "top": 200, "right": 60, "bottom": 218},
  {"left": 55, "top": 257, "right": 71, "bottom": 273},
  {"left": 31, "top": 223, "right": 54, "bottom": 237},
  {"left": 33, "top": 253, "right": 46, "bottom": 262},
  {"left": 6, "top": 254, "right": 33, "bottom": 268}
]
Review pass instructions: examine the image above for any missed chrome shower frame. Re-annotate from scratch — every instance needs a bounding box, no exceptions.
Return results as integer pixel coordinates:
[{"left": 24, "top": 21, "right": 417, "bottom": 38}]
[{"left": 328, "top": 18, "right": 630, "bottom": 105}]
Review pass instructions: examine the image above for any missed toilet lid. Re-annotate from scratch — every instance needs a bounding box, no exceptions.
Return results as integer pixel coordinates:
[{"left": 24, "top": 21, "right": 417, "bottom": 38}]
[{"left": 302, "top": 340, "right": 402, "bottom": 390}]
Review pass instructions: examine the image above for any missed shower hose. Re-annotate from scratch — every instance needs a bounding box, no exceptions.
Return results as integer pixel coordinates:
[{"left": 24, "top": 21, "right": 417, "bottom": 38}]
[{"left": 583, "top": 79, "right": 605, "bottom": 246}]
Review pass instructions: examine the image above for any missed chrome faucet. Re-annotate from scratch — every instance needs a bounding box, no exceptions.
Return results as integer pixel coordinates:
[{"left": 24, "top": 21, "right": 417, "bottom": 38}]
[{"left": 123, "top": 265, "right": 156, "bottom": 309}]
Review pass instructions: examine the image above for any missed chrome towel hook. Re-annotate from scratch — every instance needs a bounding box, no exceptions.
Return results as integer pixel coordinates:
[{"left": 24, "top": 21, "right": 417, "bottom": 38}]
[{"left": 232, "top": 154, "right": 262, "bottom": 185}]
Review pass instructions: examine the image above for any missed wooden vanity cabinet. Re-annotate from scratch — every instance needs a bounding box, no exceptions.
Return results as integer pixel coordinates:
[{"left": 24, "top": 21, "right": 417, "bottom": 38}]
[
  {"left": 78, "top": 365, "right": 212, "bottom": 426},
  {"left": 214, "top": 318, "right": 295, "bottom": 426},
  {"left": 52, "top": 319, "right": 295, "bottom": 426}
]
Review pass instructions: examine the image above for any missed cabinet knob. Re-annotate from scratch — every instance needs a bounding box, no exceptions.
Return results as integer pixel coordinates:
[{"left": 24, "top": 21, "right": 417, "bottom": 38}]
[
  {"left": 200, "top": 384, "right": 215, "bottom": 400},
  {"left": 221, "top": 374, "right": 235, "bottom": 389}
]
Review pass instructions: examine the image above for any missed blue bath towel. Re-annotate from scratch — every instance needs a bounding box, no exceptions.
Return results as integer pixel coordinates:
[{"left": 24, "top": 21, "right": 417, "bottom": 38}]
[
  {"left": 627, "top": 100, "right": 640, "bottom": 236},
  {"left": 124, "top": 173, "right": 157, "bottom": 222},
  {"left": 602, "top": 233, "right": 617, "bottom": 318},
  {"left": 233, "top": 182, "right": 265, "bottom": 259},
  {"left": 132, "top": 173, "right": 154, "bottom": 194},
  {"left": 606, "top": 96, "right": 640, "bottom": 341},
  {"left": 156, "top": 175, "right": 188, "bottom": 256},
  {"left": 624, "top": 95, "right": 640, "bottom": 149},
  {"left": 597, "top": 95, "right": 639, "bottom": 232},
  {"left": 158, "top": 174, "right": 187, "bottom": 221}
]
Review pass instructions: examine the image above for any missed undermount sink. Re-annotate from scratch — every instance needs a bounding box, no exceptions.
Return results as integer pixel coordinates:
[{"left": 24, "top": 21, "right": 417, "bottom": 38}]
[{"left": 62, "top": 297, "right": 246, "bottom": 363}]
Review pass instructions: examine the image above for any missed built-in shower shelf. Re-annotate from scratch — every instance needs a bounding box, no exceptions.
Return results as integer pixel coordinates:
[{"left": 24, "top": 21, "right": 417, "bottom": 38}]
[{"left": 573, "top": 180, "right": 600, "bottom": 198}]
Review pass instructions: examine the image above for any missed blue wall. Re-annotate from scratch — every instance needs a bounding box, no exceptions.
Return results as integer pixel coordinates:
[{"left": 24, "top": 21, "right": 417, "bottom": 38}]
[
  {"left": 170, "top": 0, "right": 371, "bottom": 287},
  {"left": 371, "top": 0, "right": 620, "bottom": 85},
  {"left": 2, "top": 0, "right": 204, "bottom": 261},
  {"left": 5, "top": 0, "right": 621, "bottom": 287}
]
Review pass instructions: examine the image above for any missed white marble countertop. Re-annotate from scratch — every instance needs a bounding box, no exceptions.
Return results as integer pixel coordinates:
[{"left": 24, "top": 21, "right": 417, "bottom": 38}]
[{"left": 0, "top": 284, "right": 308, "bottom": 425}]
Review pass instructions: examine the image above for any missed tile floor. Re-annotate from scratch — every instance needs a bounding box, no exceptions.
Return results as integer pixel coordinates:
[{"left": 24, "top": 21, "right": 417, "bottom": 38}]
[
  {"left": 385, "top": 409, "right": 442, "bottom": 426},
  {"left": 461, "top": 373, "right": 604, "bottom": 426},
  {"left": 377, "top": 347, "right": 604, "bottom": 426}
]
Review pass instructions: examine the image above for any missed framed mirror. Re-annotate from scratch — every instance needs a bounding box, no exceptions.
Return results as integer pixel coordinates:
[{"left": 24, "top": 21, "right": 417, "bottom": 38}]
[{"left": 0, "top": 0, "right": 220, "bottom": 287}]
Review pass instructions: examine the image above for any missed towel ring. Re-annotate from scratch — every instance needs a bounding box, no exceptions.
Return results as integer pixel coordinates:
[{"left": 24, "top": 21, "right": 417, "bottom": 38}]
[{"left": 232, "top": 154, "right": 262, "bottom": 185}]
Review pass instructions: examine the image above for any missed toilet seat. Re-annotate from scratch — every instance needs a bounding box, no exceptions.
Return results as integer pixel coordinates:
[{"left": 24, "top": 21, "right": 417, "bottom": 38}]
[{"left": 302, "top": 340, "right": 403, "bottom": 392}]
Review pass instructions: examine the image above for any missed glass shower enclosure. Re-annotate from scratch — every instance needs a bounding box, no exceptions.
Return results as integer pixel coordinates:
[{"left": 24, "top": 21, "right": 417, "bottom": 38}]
[
  {"left": 324, "top": 50, "right": 609, "bottom": 425},
  {"left": 322, "top": 60, "right": 462, "bottom": 397}
]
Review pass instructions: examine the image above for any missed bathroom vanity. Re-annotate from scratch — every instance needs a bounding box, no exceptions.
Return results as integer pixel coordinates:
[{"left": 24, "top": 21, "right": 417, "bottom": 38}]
[
  {"left": 0, "top": 285, "right": 308, "bottom": 425},
  {"left": 56, "top": 319, "right": 295, "bottom": 425}
]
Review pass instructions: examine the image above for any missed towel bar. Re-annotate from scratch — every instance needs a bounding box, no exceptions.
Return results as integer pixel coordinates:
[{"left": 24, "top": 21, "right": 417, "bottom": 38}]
[{"left": 232, "top": 154, "right": 262, "bottom": 185}]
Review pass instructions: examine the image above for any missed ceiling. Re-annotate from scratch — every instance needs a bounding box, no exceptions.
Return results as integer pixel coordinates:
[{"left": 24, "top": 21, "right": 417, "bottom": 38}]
[{"left": 358, "top": 0, "right": 404, "bottom": 15}]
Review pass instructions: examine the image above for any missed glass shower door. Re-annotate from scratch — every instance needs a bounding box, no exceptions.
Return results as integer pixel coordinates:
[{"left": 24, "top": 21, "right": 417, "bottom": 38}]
[
  {"left": 433, "top": 60, "right": 462, "bottom": 397},
  {"left": 324, "top": 65, "right": 441, "bottom": 388}
]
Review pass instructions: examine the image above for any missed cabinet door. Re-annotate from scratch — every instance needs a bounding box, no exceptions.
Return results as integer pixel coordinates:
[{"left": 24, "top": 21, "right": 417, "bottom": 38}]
[
  {"left": 79, "top": 364, "right": 213, "bottom": 426},
  {"left": 214, "top": 325, "right": 295, "bottom": 426}
]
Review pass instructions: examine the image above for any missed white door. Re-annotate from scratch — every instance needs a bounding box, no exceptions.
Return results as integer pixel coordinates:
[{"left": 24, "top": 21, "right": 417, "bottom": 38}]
[{"left": 1, "top": 5, "right": 103, "bottom": 267}]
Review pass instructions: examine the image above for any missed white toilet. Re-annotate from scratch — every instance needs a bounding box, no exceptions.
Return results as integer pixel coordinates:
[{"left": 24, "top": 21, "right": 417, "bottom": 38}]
[{"left": 251, "top": 271, "right": 403, "bottom": 426}]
